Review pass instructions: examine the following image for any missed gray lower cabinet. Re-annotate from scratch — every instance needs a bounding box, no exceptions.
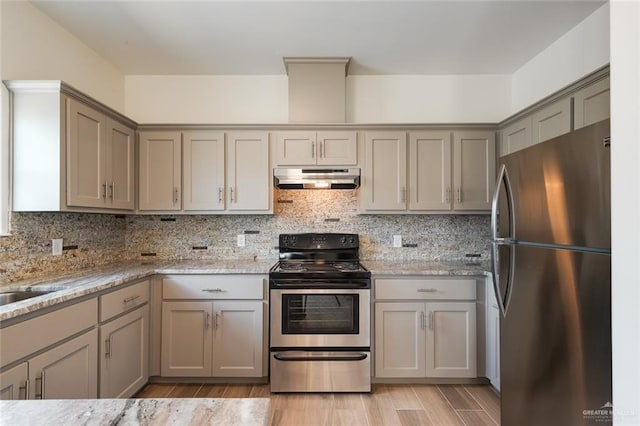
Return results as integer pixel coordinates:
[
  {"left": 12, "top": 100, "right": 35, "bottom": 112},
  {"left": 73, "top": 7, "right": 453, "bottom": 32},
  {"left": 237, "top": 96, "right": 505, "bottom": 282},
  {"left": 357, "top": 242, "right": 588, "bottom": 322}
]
[
  {"left": 98, "top": 279, "right": 150, "bottom": 398},
  {"left": 27, "top": 329, "right": 98, "bottom": 399},
  {"left": 0, "top": 363, "right": 28, "bottom": 400},
  {"left": 99, "top": 305, "right": 149, "bottom": 398},
  {"left": 374, "top": 277, "right": 478, "bottom": 379},
  {"left": 159, "top": 275, "right": 265, "bottom": 378}
]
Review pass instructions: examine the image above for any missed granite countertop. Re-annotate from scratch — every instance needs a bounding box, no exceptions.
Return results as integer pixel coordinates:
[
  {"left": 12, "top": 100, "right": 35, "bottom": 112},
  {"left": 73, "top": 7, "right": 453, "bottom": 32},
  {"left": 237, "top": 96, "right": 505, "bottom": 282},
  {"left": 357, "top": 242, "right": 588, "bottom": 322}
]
[
  {"left": 362, "top": 259, "right": 491, "bottom": 276},
  {"left": 0, "top": 258, "right": 489, "bottom": 322},
  {"left": 0, "top": 259, "right": 274, "bottom": 322},
  {"left": 0, "top": 398, "right": 270, "bottom": 425}
]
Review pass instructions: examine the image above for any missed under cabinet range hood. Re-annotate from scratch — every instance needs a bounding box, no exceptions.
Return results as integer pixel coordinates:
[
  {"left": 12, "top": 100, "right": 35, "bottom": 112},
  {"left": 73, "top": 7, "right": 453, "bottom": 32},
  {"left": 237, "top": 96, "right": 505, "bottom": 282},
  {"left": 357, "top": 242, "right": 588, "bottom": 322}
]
[{"left": 274, "top": 168, "right": 360, "bottom": 189}]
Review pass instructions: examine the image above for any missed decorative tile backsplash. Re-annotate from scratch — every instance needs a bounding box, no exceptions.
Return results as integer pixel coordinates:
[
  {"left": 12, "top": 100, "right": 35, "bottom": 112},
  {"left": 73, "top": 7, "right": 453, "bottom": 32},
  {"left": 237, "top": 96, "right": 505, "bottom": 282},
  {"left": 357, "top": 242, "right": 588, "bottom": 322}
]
[
  {"left": 125, "top": 189, "right": 491, "bottom": 263},
  {"left": 1, "top": 190, "right": 490, "bottom": 283},
  {"left": 0, "top": 212, "right": 127, "bottom": 283}
]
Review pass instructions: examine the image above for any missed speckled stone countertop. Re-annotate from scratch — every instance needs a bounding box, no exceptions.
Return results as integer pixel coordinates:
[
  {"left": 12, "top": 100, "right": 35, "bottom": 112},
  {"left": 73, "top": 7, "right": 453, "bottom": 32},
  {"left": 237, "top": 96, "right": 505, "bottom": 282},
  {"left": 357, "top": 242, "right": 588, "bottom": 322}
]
[
  {"left": 0, "top": 397, "right": 270, "bottom": 425},
  {"left": 0, "top": 259, "right": 489, "bottom": 322},
  {"left": 0, "top": 260, "right": 274, "bottom": 322},
  {"left": 362, "top": 260, "right": 491, "bottom": 276}
]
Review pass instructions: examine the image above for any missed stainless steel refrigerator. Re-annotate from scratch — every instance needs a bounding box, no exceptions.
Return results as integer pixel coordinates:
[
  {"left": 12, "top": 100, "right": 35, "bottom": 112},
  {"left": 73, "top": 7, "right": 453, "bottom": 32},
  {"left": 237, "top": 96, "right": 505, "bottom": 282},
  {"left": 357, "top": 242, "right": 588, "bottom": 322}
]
[{"left": 491, "top": 119, "right": 612, "bottom": 425}]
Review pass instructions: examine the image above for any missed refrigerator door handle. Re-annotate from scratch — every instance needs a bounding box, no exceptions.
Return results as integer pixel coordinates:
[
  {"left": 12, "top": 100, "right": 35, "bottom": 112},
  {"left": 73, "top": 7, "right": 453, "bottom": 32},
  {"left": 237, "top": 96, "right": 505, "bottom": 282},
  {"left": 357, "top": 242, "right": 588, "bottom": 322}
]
[
  {"left": 491, "top": 164, "right": 515, "bottom": 317},
  {"left": 491, "top": 164, "right": 515, "bottom": 241}
]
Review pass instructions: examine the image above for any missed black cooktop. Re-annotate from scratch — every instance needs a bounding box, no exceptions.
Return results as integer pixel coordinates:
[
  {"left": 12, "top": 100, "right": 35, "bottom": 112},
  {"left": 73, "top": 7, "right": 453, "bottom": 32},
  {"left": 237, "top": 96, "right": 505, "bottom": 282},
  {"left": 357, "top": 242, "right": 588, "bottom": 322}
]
[{"left": 270, "top": 233, "right": 371, "bottom": 282}]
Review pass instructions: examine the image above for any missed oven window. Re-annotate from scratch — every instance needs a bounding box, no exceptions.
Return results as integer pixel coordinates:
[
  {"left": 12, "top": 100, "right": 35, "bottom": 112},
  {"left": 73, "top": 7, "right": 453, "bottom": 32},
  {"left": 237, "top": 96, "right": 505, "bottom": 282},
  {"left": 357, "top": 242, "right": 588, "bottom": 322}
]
[{"left": 281, "top": 294, "right": 359, "bottom": 334}]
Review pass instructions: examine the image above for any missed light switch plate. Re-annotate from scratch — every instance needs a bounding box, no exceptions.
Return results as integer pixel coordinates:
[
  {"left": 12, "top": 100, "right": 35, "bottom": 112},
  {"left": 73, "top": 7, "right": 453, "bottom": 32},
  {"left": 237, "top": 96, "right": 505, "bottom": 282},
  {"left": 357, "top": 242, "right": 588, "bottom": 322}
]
[
  {"left": 393, "top": 235, "right": 402, "bottom": 248},
  {"left": 237, "top": 234, "right": 246, "bottom": 247},
  {"left": 52, "top": 238, "right": 63, "bottom": 256}
]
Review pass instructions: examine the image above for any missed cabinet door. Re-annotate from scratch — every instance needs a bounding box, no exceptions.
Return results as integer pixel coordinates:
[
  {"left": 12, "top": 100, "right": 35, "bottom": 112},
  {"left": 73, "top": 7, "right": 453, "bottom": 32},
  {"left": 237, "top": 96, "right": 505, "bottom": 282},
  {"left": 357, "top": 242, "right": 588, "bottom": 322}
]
[
  {"left": 183, "top": 131, "right": 225, "bottom": 211},
  {"left": 0, "top": 363, "right": 28, "bottom": 400},
  {"left": 574, "top": 76, "right": 610, "bottom": 129},
  {"left": 531, "top": 97, "right": 572, "bottom": 144},
  {"left": 107, "top": 119, "right": 135, "bottom": 210},
  {"left": 161, "top": 301, "right": 212, "bottom": 377},
  {"left": 500, "top": 116, "right": 532, "bottom": 156},
  {"left": 275, "top": 131, "right": 316, "bottom": 165},
  {"left": 226, "top": 132, "right": 270, "bottom": 211},
  {"left": 100, "top": 305, "right": 149, "bottom": 398},
  {"left": 363, "top": 132, "right": 407, "bottom": 211},
  {"left": 67, "top": 98, "right": 106, "bottom": 208},
  {"left": 453, "top": 131, "right": 496, "bottom": 211},
  {"left": 317, "top": 131, "right": 357, "bottom": 165},
  {"left": 374, "top": 302, "right": 426, "bottom": 378},
  {"left": 212, "top": 301, "right": 263, "bottom": 377},
  {"left": 409, "top": 131, "right": 452, "bottom": 211},
  {"left": 486, "top": 304, "right": 501, "bottom": 390},
  {"left": 426, "top": 302, "right": 476, "bottom": 378},
  {"left": 138, "top": 131, "right": 182, "bottom": 211},
  {"left": 28, "top": 329, "right": 98, "bottom": 399}
]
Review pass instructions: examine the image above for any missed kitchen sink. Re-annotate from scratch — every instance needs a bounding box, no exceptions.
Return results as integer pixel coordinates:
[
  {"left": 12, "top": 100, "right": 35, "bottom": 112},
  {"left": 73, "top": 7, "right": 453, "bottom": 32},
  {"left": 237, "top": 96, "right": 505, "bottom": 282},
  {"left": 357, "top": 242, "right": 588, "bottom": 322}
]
[{"left": 0, "top": 290, "right": 54, "bottom": 307}]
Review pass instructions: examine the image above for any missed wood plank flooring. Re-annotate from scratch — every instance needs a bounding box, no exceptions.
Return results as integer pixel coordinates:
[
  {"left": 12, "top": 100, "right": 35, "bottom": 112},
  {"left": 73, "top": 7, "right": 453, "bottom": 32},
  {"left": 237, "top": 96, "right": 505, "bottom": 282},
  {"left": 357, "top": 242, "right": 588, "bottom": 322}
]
[{"left": 134, "top": 383, "right": 500, "bottom": 425}]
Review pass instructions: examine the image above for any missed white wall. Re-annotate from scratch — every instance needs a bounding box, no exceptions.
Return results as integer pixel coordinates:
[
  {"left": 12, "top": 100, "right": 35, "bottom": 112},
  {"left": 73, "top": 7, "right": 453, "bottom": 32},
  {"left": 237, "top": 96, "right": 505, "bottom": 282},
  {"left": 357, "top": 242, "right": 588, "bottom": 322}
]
[
  {"left": 0, "top": 1, "right": 125, "bottom": 112},
  {"left": 347, "top": 75, "right": 511, "bottom": 123},
  {"left": 611, "top": 1, "right": 640, "bottom": 424},
  {"left": 124, "top": 75, "right": 288, "bottom": 124},
  {"left": 125, "top": 74, "right": 510, "bottom": 124},
  {"left": 511, "top": 3, "right": 610, "bottom": 113}
]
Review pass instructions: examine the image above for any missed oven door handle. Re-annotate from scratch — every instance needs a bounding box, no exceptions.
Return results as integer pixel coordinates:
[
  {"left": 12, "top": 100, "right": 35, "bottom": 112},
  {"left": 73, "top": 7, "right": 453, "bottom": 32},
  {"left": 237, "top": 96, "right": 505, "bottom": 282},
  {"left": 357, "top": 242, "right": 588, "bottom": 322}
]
[{"left": 273, "top": 352, "right": 368, "bottom": 362}]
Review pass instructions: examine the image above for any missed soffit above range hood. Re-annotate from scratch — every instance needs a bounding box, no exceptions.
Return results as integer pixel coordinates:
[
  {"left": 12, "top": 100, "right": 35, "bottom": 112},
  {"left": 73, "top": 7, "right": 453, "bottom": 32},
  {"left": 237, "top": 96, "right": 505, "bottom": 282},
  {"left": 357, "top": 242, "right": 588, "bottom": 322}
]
[
  {"left": 284, "top": 57, "right": 351, "bottom": 123},
  {"left": 274, "top": 168, "right": 360, "bottom": 189}
]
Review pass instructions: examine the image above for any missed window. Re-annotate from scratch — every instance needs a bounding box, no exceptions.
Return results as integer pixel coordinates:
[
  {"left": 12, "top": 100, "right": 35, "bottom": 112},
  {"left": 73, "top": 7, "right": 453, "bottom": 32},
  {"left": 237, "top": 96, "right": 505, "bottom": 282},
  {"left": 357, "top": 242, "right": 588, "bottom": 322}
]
[{"left": 1, "top": 82, "right": 10, "bottom": 235}]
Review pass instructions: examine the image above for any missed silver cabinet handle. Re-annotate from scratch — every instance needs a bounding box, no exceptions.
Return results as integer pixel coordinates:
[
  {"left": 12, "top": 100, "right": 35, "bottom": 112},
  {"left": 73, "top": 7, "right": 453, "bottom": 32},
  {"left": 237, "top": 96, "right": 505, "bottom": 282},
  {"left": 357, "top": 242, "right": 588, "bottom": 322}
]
[
  {"left": 311, "top": 141, "right": 315, "bottom": 158},
  {"left": 417, "top": 288, "right": 437, "bottom": 293},
  {"left": 320, "top": 141, "right": 324, "bottom": 158},
  {"left": 110, "top": 182, "right": 115, "bottom": 201},
  {"left": 214, "top": 312, "right": 219, "bottom": 329},
  {"left": 429, "top": 312, "right": 434, "bottom": 330},
  {"left": 102, "top": 182, "right": 107, "bottom": 200},
  {"left": 105, "top": 337, "right": 112, "bottom": 358},
  {"left": 420, "top": 312, "right": 426, "bottom": 330},
  {"left": 230, "top": 187, "right": 235, "bottom": 203},
  {"left": 123, "top": 295, "right": 140, "bottom": 304},
  {"left": 218, "top": 187, "right": 223, "bottom": 203},
  {"left": 173, "top": 187, "right": 179, "bottom": 205},
  {"left": 108, "top": 182, "right": 114, "bottom": 200},
  {"left": 446, "top": 187, "right": 451, "bottom": 203},
  {"left": 35, "top": 372, "right": 44, "bottom": 399},
  {"left": 202, "top": 288, "right": 224, "bottom": 292},
  {"left": 401, "top": 187, "right": 407, "bottom": 203},
  {"left": 204, "top": 312, "right": 210, "bottom": 329},
  {"left": 457, "top": 187, "right": 462, "bottom": 203}
]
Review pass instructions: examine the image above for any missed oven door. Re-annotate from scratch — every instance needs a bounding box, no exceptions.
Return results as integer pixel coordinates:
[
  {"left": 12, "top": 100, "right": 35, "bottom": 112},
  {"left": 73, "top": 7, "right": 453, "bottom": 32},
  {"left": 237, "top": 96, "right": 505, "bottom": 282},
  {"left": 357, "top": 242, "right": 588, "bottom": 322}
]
[{"left": 270, "top": 288, "right": 370, "bottom": 348}]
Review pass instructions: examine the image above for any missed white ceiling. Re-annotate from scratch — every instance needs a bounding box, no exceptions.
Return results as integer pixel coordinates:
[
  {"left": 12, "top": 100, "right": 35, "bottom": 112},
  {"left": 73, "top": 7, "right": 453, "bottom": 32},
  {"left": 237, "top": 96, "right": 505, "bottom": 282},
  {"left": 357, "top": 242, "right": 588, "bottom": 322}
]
[{"left": 32, "top": 0, "right": 606, "bottom": 76}]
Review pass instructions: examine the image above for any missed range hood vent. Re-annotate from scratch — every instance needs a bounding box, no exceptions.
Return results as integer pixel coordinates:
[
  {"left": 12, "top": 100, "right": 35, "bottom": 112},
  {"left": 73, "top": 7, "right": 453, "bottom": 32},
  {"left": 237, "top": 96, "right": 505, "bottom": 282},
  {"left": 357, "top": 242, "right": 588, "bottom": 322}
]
[{"left": 274, "top": 168, "right": 360, "bottom": 189}]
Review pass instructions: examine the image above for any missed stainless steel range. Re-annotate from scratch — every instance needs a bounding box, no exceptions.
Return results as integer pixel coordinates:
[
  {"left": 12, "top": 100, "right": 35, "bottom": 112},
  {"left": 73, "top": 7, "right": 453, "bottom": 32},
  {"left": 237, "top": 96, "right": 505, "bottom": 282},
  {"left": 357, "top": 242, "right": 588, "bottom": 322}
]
[{"left": 269, "top": 233, "right": 371, "bottom": 393}]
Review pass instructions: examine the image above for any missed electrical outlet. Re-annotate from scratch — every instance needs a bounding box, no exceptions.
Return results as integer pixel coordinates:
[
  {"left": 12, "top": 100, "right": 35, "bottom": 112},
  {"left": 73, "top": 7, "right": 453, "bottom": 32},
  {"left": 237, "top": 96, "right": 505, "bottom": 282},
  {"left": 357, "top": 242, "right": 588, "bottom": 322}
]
[
  {"left": 52, "top": 238, "right": 63, "bottom": 256},
  {"left": 237, "top": 234, "right": 246, "bottom": 247},
  {"left": 393, "top": 235, "right": 402, "bottom": 248}
]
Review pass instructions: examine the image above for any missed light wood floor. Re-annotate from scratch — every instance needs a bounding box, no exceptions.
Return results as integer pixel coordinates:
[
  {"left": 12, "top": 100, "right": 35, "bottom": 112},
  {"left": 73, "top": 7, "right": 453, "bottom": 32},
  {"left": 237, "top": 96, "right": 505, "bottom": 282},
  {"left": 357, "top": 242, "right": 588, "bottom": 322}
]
[{"left": 134, "top": 383, "right": 500, "bottom": 425}]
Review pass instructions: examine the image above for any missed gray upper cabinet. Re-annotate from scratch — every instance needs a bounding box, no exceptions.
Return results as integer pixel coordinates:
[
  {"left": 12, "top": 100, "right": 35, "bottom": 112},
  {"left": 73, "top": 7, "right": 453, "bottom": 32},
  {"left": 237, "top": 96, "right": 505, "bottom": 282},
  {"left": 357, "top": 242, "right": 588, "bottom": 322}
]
[
  {"left": 500, "top": 117, "right": 532, "bottom": 156},
  {"left": 408, "top": 131, "right": 452, "bottom": 211},
  {"left": 531, "top": 97, "right": 572, "bottom": 145},
  {"left": 574, "top": 76, "right": 610, "bottom": 129},
  {"left": 362, "top": 131, "right": 407, "bottom": 211},
  {"left": 453, "top": 131, "right": 496, "bottom": 211},
  {"left": 275, "top": 130, "right": 356, "bottom": 166},
  {"left": 8, "top": 81, "right": 136, "bottom": 213},
  {"left": 500, "top": 70, "right": 610, "bottom": 156}
]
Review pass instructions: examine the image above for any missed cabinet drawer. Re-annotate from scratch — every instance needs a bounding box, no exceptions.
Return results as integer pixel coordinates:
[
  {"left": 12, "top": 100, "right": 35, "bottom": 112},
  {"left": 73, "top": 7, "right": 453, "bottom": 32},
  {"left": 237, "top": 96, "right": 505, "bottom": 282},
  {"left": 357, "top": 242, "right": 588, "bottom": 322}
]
[
  {"left": 162, "top": 275, "right": 265, "bottom": 300},
  {"left": 100, "top": 280, "right": 150, "bottom": 322},
  {"left": 375, "top": 278, "right": 476, "bottom": 300},
  {"left": 0, "top": 298, "right": 98, "bottom": 367}
]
